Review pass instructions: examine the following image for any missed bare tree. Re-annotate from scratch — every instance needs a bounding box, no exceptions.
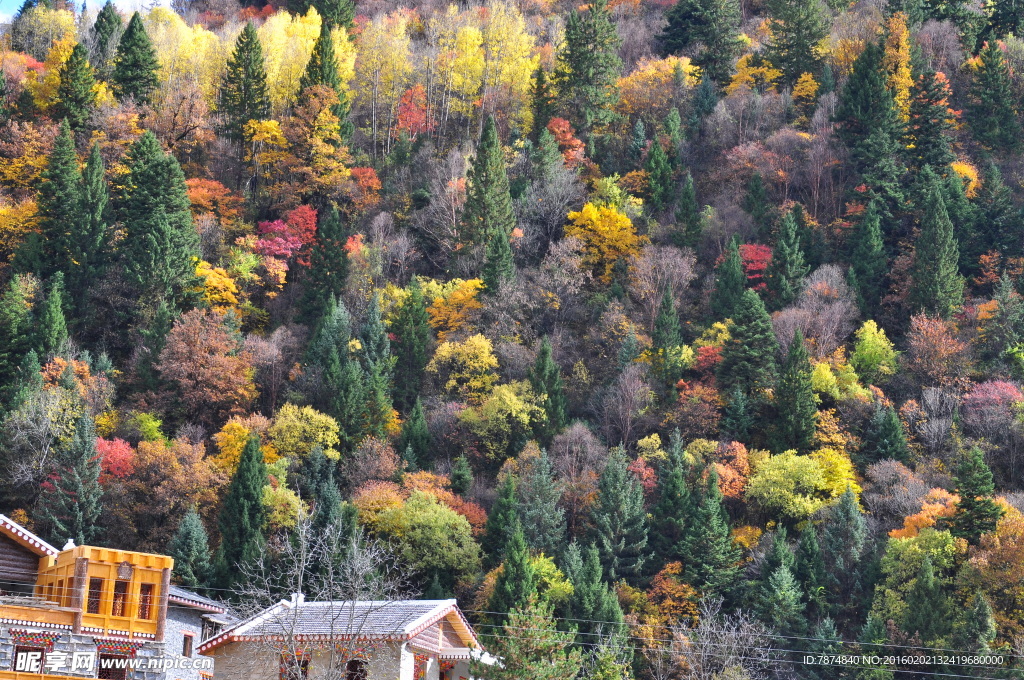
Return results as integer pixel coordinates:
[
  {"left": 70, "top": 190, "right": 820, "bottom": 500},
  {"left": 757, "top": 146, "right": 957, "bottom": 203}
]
[
  {"left": 228, "top": 512, "right": 415, "bottom": 680},
  {"left": 670, "top": 598, "right": 774, "bottom": 680},
  {"left": 628, "top": 245, "right": 697, "bottom": 332},
  {"left": 600, "top": 364, "right": 655, "bottom": 448}
]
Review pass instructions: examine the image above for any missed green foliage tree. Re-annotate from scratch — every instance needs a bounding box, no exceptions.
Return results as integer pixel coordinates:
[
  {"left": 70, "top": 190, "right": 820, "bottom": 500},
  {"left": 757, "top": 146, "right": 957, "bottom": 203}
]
[
  {"left": 592, "top": 447, "right": 649, "bottom": 583},
  {"left": 902, "top": 556, "right": 951, "bottom": 644},
  {"left": 971, "top": 163, "right": 1018, "bottom": 264},
  {"left": 301, "top": 205, "right": 348, "bottom": 321},
  {"left": 652, "top": 285, "right": 682, "bottom": 383},
  {"left": 949, "top": 446, "right": 1003, "bottom": 545},
  {"left": 742, "top": 172, "right": 773, "bottom": 240},
  {"left": 757, "top": 563, "right": 806, "bottom": 633},
  {"left": 849, "top": 203, "right": 887, "bottom": 315},
  {"left": 36, "top": 274, "right": 67, "bottom": 358},
  {"left": 908, "top": 166, "right": 964, "bottom": 319},
  {"left": 298, "top": 20, "right": 352, "bottom": 137},
  {"left": 645, "top": 139, "right": 673, "bottom": 212},
  {"left": 54, "top": 43, "right": 96, "bottom": 132},
  {"left": 561, "top": 541, "right": 623, "bottom": 640},
  {"left": 711, "top": 237, "right": 745, "bottom": 319},
  {"left": 765, "top": 210, "right": 810, "bottom": 309},
  {"left": 217, "top": 22, "right": 271, "bottom": 142},
  {"left": 167, "top": 506, "right": 212, "bottom": 590},
  {"left": 530, "top": 337, "right": 567, "bottom": 443},
  {"left": 482, "top": 475, "right": 519, "bottom": 569},
  {"left": 217, "top": 437, "right": 267, "bottom": 588},
  {"left": 721, "top": 387, "right": 753, "bottom": 442},
  {"left": 397, "top": 397, "right": 430, "bottom": 469},
  {"left": 555, "top": 0, "right": 622, "bottom": 133},
  {"left": 859, "top": 405, "right": 910, "bottom": 465},
  {"left": 27, "top": 120, "right": 80, "bottom": 281},
  {"left": 649, "top": 431, "right": 690, "bottom": 567},
  {"left": 675, "top": 171, "right": 702, "bottom": 247},
  {"left": 90, "top": 0, "right": 122, "bottom": 78},
  {"left": 482, "top": 226, "right": 516, "bottom": 291},
  {"left": 463, "top": 116, "right": 516, "bottom": 252},
  {"left": 529, "top": 66, "right": 557, "bottom": 142},
  {"left": 764, "top": 0, "right": 829, "bottom": 85},
  {"left": 794, "top": 526, "right": 827, "bottom": 618},
  {"left": 717, "top": 289, "right": 780, "bottom": 398},
  {"left": 773, "top": 329, "right": 817, "bottom": 454},
  {"left": 489, "top": 520, "right": 538, "bottom": 618},
  {"left": 906, "top": 69, "right": 956, "bottom": 172},
  {"left": 518, "top": 450, "right": 566, "bottom": 557},
  {"left": 968, "top": 40, "right": 1021, "bottom": 153},
  {"left": 660, "top": 0, "right": 742, "bottom": 84},
  {"left": 954, "top": 590, "right": 997, "bottom": 653},
  {"left": 681, "top": 467, "right": 741, "bottom": 600},
  {"left": 475, "top": 599, "right": 583, "bottom": 680},
  {"left": 38, "top": 413, "right": 103, "bottom": 546},
  {"left": 819, "top": 489, "right": 868, "bottom": 626},
  {"left": 70, "top": 143, "right": 110, "bottom": 321},
  {"left": 450, "top": 455, "right": 473, "bottom": 496},
  {"left": 0, "top": 276, "right": 36, "bottom": 408},
  {"left": 111, "top": 12, "right": 159, "bottom": 105}
]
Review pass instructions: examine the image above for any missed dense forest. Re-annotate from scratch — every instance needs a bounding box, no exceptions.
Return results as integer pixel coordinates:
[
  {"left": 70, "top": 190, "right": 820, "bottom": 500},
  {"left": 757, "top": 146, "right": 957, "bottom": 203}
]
[{"left": 2, "top": 0, "right": 1024, "bottom": 676}]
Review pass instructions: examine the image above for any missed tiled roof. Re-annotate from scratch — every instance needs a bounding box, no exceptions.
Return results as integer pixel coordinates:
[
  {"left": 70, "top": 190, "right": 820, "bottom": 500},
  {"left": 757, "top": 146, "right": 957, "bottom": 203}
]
[
  {"left": 199, "top": 598, "right": 480, "bottom": 654},
  {"left": 0, "top": 514, "right": 58, "bottom": 557},
  {"left": 168, "top": 586, "right": 227, "bottom": 613}
]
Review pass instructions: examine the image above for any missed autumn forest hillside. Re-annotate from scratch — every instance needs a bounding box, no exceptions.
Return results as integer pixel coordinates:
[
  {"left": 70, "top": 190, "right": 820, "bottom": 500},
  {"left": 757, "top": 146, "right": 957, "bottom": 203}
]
[{"left": 1, "top": 0, "right": 1024, "bottom": 676}]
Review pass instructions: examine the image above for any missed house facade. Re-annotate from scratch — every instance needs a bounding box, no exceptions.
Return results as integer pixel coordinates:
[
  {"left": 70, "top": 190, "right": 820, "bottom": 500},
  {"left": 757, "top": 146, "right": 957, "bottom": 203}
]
[
  {"left": 0, "top": 514, "right": 225, "bottom": 680},
  {"left": 199, "top": 596, "right": 483, "bottom": 680}
]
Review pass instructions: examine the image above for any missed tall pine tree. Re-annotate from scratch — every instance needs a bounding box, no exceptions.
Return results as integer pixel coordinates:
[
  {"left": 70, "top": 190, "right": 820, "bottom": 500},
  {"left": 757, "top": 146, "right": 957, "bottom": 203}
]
[
  {"left": 561, "top": 542, "right": 623, "bottom": 641},
  {"left": 217, "top": 437, "right": 267, "bottom": 588},
  {"left": 592, "top": 447, "right": 649, "bottom": 583},
  {"left": 90, "top": 0, "right": 122, "bottom": 79},
  {"left": 681, "top": 467, "right": 741, "bottom": 600},
  {"left": 27, "top": 120, "right": 80, "bottom": 281},
  {"left": 297, "top": 20, "right": 352, "bottom": 138},
  {"left": 518, "top": 450, "right": 566, "bottom": 558},
  {"left": 54, "top": 43, "right": 96, "bottom": 132},
  {"left": 849, "top": 202, "right": 887, "bottom": 315},
  {"left": 391, "top": 278, "right": 431, "bottom": 413},
  {"left": 859, "top": 404, "right": 910, "bottom": 465},
  {"left": 968, "top": 39, "right": 1021, "bottom": 153},
  {"left": 38, "top": 413, "right": 103, "bottom": 546},
  {"left": 675, "top": 171, "right": 703, "bottom": 247},
  {"left": 908, "top": 166, "right": 964, "bottom": 318},
  {"left": 482, "top": 475, "right": 519, "bottom": 569},
  {"left": 649, "top": 430, "right": 690, "bottom": 568},
  {"left": 717, "top": 289, "right": 780, "bottom": 397},
  {"left": 488, "top": 520, "right": 538, "bottom": 620},
  {"left": 167, "top": 506, "right": 212, "bottom": 591},
  {"left": 555, "top": 0, "right": 622, "bottom": 133},
  {"left": 765, "top": 209, "right": 810, "bottom": 309},
  {"left": 906, "top": 69, "right": 956, "bottom": 172},
  {"left": 711, "top": 237, "right": 745, "bottom": 319},
  {"left": 217, "top": 22, "right": 271, "bottom": 143},
  {"left": 111, "top": 12, "right": 159, "bottom": 105},
  {"left": 531, "top": 337, "right": 568, "bottom": 443},
  {"left": 949, "top": 446, "right": 1003, "bottom": 545},
  {"left": 773, "top": 329, "right": 817, "bottom": 454},
  {"left": 301, "top": 205, "right": 349, "bottom": 321},
  {"left": 462, "top": 115, "right": 516, "bottom": 254},
  {"left": 764, "top": 0, "right": 829, "bottom": 85},
  {"left": 660, "top": 0, "right": 742, "bottom": 84}
]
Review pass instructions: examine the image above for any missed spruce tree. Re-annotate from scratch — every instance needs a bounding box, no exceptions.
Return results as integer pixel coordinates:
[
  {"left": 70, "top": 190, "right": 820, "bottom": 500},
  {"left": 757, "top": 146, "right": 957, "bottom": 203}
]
[
  {"left": 115, "top": 131, "right": 199, "bottom": 311},
  {"left": 988, "top": 0, "right": 1024, "bottom": 40},
  {"left": 167, "top": 507, "right": 212, "bottom": 590},
  {"left": 592, "top": 447, "right": 649, "bottom": 583},
  {"left": 721, "top": 387, "right": 753, "bottom": 442},
  {"left": 297, "top": 20, "right": 352, "bottom": 137},
  {"left": 555, "top": 0, "right": 622, "bottom": 133},
  {"left": 217, "top": 437, "right": 267, "bottom": 588},
  {"left": 849, "top": 202, "right": 887, "bottom": 315},
  {"left": 955, "top": 590, "right": 997, "bottom": 653},
  {"left": 477, "top": 600, "right": 582, "bottom": 680},
  {"left": 315, "top": 0, "right": 355, "bottom": 30},
  {"left": 111, "top": 12, "right": 159, "bottom": 105},
  {"left": 660, "top": 0, "right": 742, "bottom": 84},
  {"left": 742, "top": 171, "right": 773, "bottom": 240},
  {"left": 949, "top": 446, "right": 1003, "bottom": 545},
  {"left": 717, "top": 289, "right": 780, "bottom": 397},
  {"left": 649, "top": 431, "right": 690, "bottom": 568},
  {"left": 0, "top": 71, "right": 11, "bottom": 125},
  {"left": 68, "top": 142, "right": 110, "bottom": 322},
  {"left": 397, "top": 397, "right": 430, "bottom": 469},
  {"left": 773, "top": 329, "right": 817, "bottom": 454},
  {"left": 681, "top": 468, "right": 741, "bottom": 600},
  {"left": 218, "top": 22, "right": 271, "bottom": 142},
  {"left": 675, "top": 171, "right": 702, "bottom": 247},
  {"left": 653, "top": 285, "right": 682, "bottom": 353},
  {"left": 529, "top": 66, "right": 557, "bottom": 142},
  {"left": 482, "top": 475, "right": 519, "bottom": 569},
  {"left": 764, "top": 0, "right": 829, "bottom": 85},
  {"left": 972, "top": 163, "right": 1017, "bottom": 262},
  {"left": 906, "top": 69, "right": 956, "bottom": 172},
  {"left": 711, "top": 237, "right": 745, "bottom": 319},
  {"left": 518, "top": 450, "right": 566, "bottom": 557},
  {"left": 968, "top": 40, "right": 1021, "bottom": 153},
  {"left": 450, "top": 455, "right": 473, "bottom": 496},
  {"left": 301, "top": 205, "right": 348, "bottom": 321},
  {"left": 902, "top": 556, "right": 950, "bottom": 644},
  {"left": 54, "top": 43, "right": 97, "bottom": 132},
  {"left": 38, "top": 413, "right": 103, "bottom": 546},
  {"left": 488, "top": 520, "right": 537, "bottom": 619},
  {"left": 819, "top": 489, "right": 868, "bottom": 625},
  {"left": 90, "top": 0, "right": 123, "bottom": 78},
  {"left": 482, "top": 227, "right": 516, "bottom": 291},
  {"left": 757, "top": 563, "right": 806, "bottom": 633},
  {"left": 794, "top": 526, "right": 826, "bottom": 618},
  {"left": 30, "top": 120, "right": 81, "bottom": 281},
  {"left": 687, "top": 74, "right": 718, "bottom": 137},
  {"left": 859, "top": 404, "right": 910, "bottom": 465},
  {"left": 462, "top": 115, "right": 516, "bottom": 251},
  {"left": 908, "top": 166, "right": 964, "bottom": 319},
  {"left": 629, "top": 119, "right": 647, "bottom": 165},
  {"left": 391, "top": 278, "right": 431, "bottom": 412},
  {"left": 36, "top": 274, "right": 68, "bottom": 359},
  {"left": 765, "top": 210, "right": 810, "bottom": 310},
  {"left": 530, "top": 337, "right": 568, "bottom": 443},
  {"left": 561, "top": 542, "right": 623, "bottom": 640},
  {"left": 0, "top": 276, "right": 35, "bottom": 409},
  {"left": 645, "top": 139, "right": 673, "bottom": 212},
  {"left": 981, "top": 272, "right": 1024, "bottom": 365}
]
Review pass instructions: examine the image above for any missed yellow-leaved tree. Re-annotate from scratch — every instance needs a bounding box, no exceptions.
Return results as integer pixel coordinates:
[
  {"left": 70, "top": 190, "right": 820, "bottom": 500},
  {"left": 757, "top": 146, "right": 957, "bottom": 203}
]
[
  {"left": 616, "top": 55, "right": 697, "bottom": 122},
  {"left": 565, "top": 203, "right": 647, "bottom": 284},
  {"left": 144, "top": 7, "right": 230, "bottom": 104},
  {"left": 355, "top": 10, "right": 413, "bottom": 157},
  {"left": 427, "top": 333, "right": 499, "bottom": 403},
  {"left": 881, "top": 12, "right": 913, "bottom": 123}
]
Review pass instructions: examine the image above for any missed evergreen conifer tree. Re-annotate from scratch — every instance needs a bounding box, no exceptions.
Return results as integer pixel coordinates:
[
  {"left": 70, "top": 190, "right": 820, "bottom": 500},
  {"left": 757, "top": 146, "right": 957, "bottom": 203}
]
[
  {"left": 794, "top": 526, "right": 826, "bottom": 618},
  {"left": 819, "top": 489, "right": 868, "bottom": 625},
  {"left": 316, "top": 0, "right": 355, "bottom": 30},
  {"left": 488, "top": 520, "right": 537, "bottom": 619},
  {"left": 36, "top": 274, "right": 68, "bottom": 359},
  {"left": 301, "top": 205, "right": 349, "bottom": 321},
  {"left": 530, "top": 337, "right": 568, "bottom": 443},
  {"left": 687, "top": 74, "right": 718, "bottom": 137},
  {"left": 561, "top": 542, "right": 623, "bottom": 640},
  {"left": 764, "top": 0, "right": 828, "bottom": 85},
  {"left": 649, "top": 430, "right": 690, "bottom": 568},
  {"left": 529, "top": 66, "right": 557, "bottom": 142},
  {"left": 717, "top": 289, "right": 780, "bottom": 397},
  {"left": 111, "top": 12, "right": 159, "bottom": 105},
  {"left": 54, "top": 43, "right": 96, "bottom": 131},
  {"left": 757, "top": 564, "right": 806, "bottom": 633},
  {"left": 906, "top": 69, "right": 956, "bottom": 172},
  {"left": 765, "top": 210, "right": 810, "bottom": 309},
  {"left": 681, "top": 467, "right": 741, "bottom": 600},
  {"left": 217, "top": 22, "right": 271, "bottom": 142},
  {"left": 397, "top": 397, "right": 430, "bottom": 469},
  {"left": 482, "top": 227, "right": 516, "bottom": 291},
  {"left": 742, "top": 172, "right": 773, "bottom": 240},
  {"left": 629, "top": 119, "right": 647, "bottom": 165},
  {"left": 902, "top": 556, "right": 950, "bottom": 644},
  {"left": 721, "top": 387, "right": 753, "bottom": 442},
  {"left": 949, "top": 446, "right": 1003, "bottom": 545},
  {"left": 660, "top": 0, "right": 742, "bottom": 84},
  {"left": 298, "top": 20, "right": 352, "bottom": 138},
  {"left": 773, "top": 329, "right": 817, "bottom": 453},
  {"left": 0, "top": 276, "right": 35, "bottom": 409},
  {"left": 711, "top": 237, "right": 745, "bottom": 319},
  {"left": 38, "top": 413, "right": 103, "bottom": 546},
  {"left": 555, "top": 0, "right": 622, "bottom": 133},
  {"left": 971, "top": 163, "right": 1017, "bottom": 262},
  {"left": 482, "top": 475, "right": 519, "bottom": 569},
  {"left": 653, "top": 285, "right": 682, "bottom": 354},
  {"left": 675, "top": 172, "right": 702, "bottom": 247},
  {"left": 981, "top": 272, "right": 1024, "bottom": 365},
  {"left": 391, "top": 279, "right": 431, "bottom": 413},
  {"left": 955, "top": 590, "right": 997, "bottom": 653},
  {"left": 70, "top": 142, "right": 110, "bottom": 320},
  {"left": 645, "top": 139, "right": 673, "bottom": 212},
  {"left": 849, "top": 202, "right": 887, "bottom": 315},
  {"left": 0, "top": 71, "right": 11, "bottom": 125},
  {"left": 476, "top": 600, "right": 582, "bottom": 679},
  {"left": 167, "top": 507, "right": 212, "bottom": 590},
  {"left": 969, "top": 40, "right": 1021, "bottom": 153},
  {"left": 462, "top": 116, "right": 516, "bottom": 253},
  {"left": 90, "top": 0, "right": 122, "bottom": 78},
  {"left": 29, "top": 120, "right": 81, "bottom": 280},
  {"left": 450, "top": 455, "right": 473, "bottom": 496},
  {"left": 217, "top": 437, "right": 267, "bottom": 588},
  {"left": 760, "top": 527, "right": 795, "bottom": 586},
  {"left": 592, "top": 447, "right": 649, "bottom": 583},
  {"left": 908, "top": 166, "right": 964, "bottom": 318},
  {"left": 518, "top": 450, "right": 566, "bottom": 557},
  {"left": 859, "top": 405, "right": 910, "bottom": 465}
]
